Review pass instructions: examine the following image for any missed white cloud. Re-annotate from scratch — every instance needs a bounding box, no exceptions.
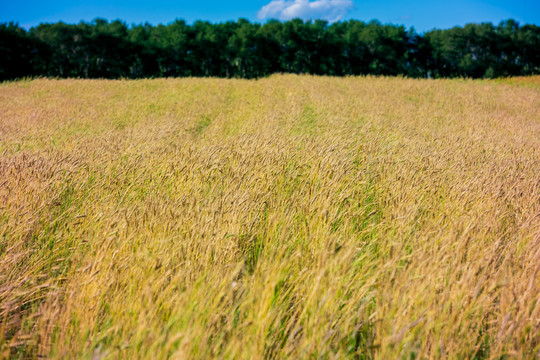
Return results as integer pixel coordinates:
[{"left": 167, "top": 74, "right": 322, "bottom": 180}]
[{"left": 257, "top": 0, "right": 354, "bottom": 23}]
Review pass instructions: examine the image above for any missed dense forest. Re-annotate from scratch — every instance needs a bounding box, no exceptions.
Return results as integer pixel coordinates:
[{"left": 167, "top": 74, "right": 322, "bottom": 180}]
[{"left": 1, "top": 18, "right": 539, "bottom": 80}]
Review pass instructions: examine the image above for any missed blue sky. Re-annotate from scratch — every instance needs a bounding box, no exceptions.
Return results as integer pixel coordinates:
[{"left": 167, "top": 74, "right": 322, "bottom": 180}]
[{"left": 1, "top": 0, "right": 539, "bottom": 32}]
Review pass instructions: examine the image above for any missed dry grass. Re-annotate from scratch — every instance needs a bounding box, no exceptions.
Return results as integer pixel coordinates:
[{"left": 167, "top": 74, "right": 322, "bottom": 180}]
[{"left": 0, "top": 75, "right": 539, "bottom": 359}]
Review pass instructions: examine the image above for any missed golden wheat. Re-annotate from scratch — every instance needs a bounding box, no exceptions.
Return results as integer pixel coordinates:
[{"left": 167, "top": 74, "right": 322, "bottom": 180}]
[{"left": 0, "top": 75, "right": 539, "bottom": 359}]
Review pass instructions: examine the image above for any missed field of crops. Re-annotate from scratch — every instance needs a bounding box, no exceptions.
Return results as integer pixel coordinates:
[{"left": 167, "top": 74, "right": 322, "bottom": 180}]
[{"left": 1, "top": 75, "right": 539, "bottom": 359}]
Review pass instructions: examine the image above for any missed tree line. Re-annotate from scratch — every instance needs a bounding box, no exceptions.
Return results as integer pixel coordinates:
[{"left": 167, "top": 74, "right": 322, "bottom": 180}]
[{"left": 1, "top": 18, "right": 539, "bottom": 81}]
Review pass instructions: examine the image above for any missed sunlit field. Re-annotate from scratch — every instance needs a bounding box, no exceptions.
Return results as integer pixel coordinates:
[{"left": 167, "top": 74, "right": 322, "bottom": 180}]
[{"left": 1, "top": 75, "right": 539, "bottom": 359}]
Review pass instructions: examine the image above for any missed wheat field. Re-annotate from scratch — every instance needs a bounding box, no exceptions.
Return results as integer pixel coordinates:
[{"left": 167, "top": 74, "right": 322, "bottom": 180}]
[{"left": 1, "top": 75, "right": 539, "bottom": 359}]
